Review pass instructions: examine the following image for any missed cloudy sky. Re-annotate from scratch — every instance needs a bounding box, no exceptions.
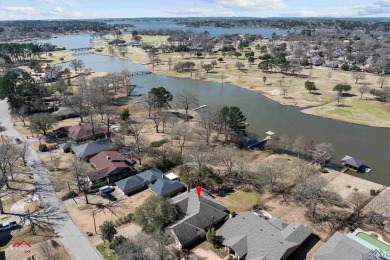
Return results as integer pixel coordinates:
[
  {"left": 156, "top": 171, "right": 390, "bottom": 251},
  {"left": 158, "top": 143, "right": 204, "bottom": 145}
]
[{"left": 1, "top": 0, "right": 390, "bottom": 20}]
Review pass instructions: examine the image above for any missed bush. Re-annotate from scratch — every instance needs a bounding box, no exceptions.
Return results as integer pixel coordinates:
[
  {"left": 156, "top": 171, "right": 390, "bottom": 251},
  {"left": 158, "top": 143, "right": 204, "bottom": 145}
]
[
  {"left": 109, "top": 235, "right": 127, "bottom": 250},
  {"left": 370, "top": 189, "right": 377, "bottom": 196},
  {"left": 115, "top": 213, "right": 134, "bottom": 227},
  {"left": 61, "top": 191, "right": 77, "bottom": 201},
  {"left": 149, "top": 139, "right": 169, "bottom": 148},
  {"left": 218, "top": 57, "right": 224, "bottom": 62},
  {"left": 39, "top": 144, "right": 48, "bottom": 152},
  {"left": 340, "top": 64, "right": 350, "bottom": 71},
  {"left": 100, "top": 221, "right": 117, "bottom": 243}
]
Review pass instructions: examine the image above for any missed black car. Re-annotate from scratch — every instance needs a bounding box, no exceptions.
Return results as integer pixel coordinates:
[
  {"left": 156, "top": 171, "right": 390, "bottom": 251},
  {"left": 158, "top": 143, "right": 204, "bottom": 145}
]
[{"left": 101, "top": 193, "right": 117, "bottom": 201}]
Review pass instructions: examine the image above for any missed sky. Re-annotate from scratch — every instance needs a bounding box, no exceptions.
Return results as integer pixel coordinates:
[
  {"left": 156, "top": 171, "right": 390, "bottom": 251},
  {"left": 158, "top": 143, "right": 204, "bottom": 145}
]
[{"left": 2, "top": 0, "right": 390, "bottom": 20}]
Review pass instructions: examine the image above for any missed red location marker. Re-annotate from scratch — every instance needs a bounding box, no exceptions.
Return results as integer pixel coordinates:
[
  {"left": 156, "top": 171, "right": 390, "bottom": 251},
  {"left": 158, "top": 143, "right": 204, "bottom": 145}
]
[{"left": 195, "top": 181, "right": 203, "bottom": 199}]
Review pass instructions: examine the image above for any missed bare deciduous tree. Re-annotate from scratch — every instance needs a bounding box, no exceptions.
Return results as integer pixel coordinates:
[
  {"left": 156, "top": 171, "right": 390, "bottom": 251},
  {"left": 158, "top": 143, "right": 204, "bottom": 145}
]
[
  {"left": 216, "top": 144, "right": 238, "bottom": 176},
  {"left": 348, "top": 192, "right": 370, "bottom": 219},
  {"left": 70, "top": 159, "right": 89, "bottom": 204},
  {"left": 377, "top": 75, "right": 389, "bottom": 88},
  {"left": 359, "top": 84, "right": 370, "bottom": 99},
  {"left": 258, "top": 158, "right": 287, "bottom": 193},
  {"left": 39, "top": 239, "right": 62, "bottom": 260},
  {"left": 327, "top": 71, "right": 333, "bottom": 80},
  {"left": 186, "top": 144, "right": 210, "bottom": 171},
  {"left": 129, "top": 119, "right": 146, "bottom": 165},
  {"left": 293, "top": 136, "right": 314, "bottom": 159},
  {"left": 174, "top": 90, "right": 199, "bottom": 119},
  {"left": 172, "top": 121, "right": 192, "bottom": 157},
  {"left": 312, "top": 142, "right": 334, "bottom": 166},
  {"left": 352, "top": 71, "right": 366, "bottom": 84},
  {"left": 197, "top": 106, "right": 218, "bottom": 145}
]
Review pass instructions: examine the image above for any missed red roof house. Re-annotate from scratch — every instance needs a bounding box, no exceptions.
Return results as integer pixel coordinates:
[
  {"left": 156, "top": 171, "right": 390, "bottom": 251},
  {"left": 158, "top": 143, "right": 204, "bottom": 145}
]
[
  {"left": 67, "top": 123, "right": 108, "bottom": 142},
  {"left": 87, "top": 151, "right": 133, "bottom": 183}
]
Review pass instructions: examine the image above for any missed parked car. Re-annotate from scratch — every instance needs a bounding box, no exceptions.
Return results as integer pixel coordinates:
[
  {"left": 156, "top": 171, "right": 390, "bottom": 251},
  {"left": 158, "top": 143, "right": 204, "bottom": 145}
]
[
  {"left": 101, "top": 192, "right": 117, "bottom": 201},
  {"left": 99, "top": 186, "right": 114, "bottom": 194},
  {"left": 74, "top": 178, "right": 89, "bottom": 187},
  {"left": 0, "top": 221, "right": 18, "bottom": 231}
]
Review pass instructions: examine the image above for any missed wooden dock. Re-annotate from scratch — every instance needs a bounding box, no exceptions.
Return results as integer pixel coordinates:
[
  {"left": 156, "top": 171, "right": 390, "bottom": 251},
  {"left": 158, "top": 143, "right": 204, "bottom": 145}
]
[
  {"left": 193, "top": 105, "right": 207, "bottom": 111},
  {"left": 129, "top": 71, "right": 152, "bottom": 76}
]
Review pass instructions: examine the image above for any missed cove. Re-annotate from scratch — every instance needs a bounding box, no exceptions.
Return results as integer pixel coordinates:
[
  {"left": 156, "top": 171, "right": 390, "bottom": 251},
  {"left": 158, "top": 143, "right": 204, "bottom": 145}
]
[{"left": 68, "top": 53, "right": 390, "bottom": 186}]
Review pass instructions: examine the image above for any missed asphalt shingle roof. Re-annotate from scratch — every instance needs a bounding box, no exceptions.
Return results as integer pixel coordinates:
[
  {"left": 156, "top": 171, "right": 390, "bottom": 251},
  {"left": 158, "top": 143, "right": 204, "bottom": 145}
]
[
  {"left": 313, "top": 232, "right": 369, "bottom": 260},
  {"left": 167, "top": 189, "right": 227, "bottom": 248},
  {"left": 216, "top": 212, "right": 312, "bottom": 259},
  {"left": 71, "top": 139, "right": 111, "bottom": 159},
  {"left": 115, "top": 169, "right": 184, "bottom": 197},
  {"left": 340, "top": 155, "right": 364, "bottom": 168},
  {"left": 116, "top": 175, "right": 145, "bottom": 193}
]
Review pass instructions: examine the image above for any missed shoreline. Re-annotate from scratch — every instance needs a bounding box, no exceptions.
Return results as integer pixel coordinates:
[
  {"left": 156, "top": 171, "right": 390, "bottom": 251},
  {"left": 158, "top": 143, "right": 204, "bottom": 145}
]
[{"left": 89, "top": 46, "right": 390, "bottom": 129}]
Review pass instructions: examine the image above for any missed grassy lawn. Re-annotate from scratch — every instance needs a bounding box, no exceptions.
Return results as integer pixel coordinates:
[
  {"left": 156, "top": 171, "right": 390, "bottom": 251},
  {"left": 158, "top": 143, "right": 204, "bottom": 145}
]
[
  {"left": 218, "top": 191, "right": 259, "bottom": 212},
  {"left": 356, "top": 233, "right": 390, "bottom": 253},
  {"left": 140, "top": 35, "right": 169, "bottom": 43},
  {"left": 96, "top": 243, "right": 117, "bottom": 260},
  {"left": 304, "top": 98, "right": 390, "bottom": 127}
]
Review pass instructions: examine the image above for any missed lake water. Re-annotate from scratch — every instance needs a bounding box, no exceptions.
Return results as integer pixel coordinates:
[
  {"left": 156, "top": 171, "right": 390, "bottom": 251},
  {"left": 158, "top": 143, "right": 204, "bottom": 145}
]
[
  {"left": 109, "top": 19, "right": 289, "bottom": 38},
  {"left": 31, "top": 20, "right": 288, "bottom": 50},
  {"left": 43, "top": 34, "right": 390, "bottom": 186}
]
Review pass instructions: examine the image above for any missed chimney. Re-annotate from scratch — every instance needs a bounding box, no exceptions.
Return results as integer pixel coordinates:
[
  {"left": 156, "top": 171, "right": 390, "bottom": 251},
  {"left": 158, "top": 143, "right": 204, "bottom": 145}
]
[
  {"left": 106, "top": 156, "right": 111, "bottom": 160},
  {"left": 230, "top": 212, "right": 236, "bottom": 218}
]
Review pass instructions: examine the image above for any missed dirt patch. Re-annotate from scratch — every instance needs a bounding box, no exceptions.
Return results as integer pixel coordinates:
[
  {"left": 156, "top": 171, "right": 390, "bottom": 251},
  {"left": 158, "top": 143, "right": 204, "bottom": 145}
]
[
  {"left": 323, "top": 169, "right": 385, "bottom": 201},
  {"left": 66, "top": 189, "right": 152, "bottom": 235}
]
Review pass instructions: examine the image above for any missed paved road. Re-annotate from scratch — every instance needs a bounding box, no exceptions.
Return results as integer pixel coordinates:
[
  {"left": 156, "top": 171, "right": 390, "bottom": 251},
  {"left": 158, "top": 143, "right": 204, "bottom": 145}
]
[{"left": 0, "top": 100, "right": 101, "bottom": 260}]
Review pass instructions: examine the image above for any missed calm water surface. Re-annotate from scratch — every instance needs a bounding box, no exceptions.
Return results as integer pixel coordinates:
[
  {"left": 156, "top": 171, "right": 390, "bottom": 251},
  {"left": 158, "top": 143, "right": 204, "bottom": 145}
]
[{"left": 45, "top": 34, "right": 390, "bottom": 186}]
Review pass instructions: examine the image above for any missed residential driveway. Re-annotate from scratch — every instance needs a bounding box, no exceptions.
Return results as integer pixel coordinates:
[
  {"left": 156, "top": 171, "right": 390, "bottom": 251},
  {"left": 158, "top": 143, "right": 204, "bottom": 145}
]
[{"left": 0, "top": 99, "right": 101, "bottom": 260}]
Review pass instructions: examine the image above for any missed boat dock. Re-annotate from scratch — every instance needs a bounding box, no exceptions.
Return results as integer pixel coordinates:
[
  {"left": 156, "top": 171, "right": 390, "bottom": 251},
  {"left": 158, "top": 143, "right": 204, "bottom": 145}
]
[{"left": 193, "top": 105, "right": 207, "bottom": 111}]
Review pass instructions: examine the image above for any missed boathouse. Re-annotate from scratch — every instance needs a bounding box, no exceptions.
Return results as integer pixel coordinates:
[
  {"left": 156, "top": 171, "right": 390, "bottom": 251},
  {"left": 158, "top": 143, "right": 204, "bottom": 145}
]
[{"left": 340, "top": 156, "right": 364, "bottom": 172}]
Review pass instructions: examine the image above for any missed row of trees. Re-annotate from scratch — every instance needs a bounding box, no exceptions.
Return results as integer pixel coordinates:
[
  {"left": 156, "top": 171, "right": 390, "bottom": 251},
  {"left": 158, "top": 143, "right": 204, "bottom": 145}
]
[{"left": 0, "top": 43, "right": 42, "bottom": 63}]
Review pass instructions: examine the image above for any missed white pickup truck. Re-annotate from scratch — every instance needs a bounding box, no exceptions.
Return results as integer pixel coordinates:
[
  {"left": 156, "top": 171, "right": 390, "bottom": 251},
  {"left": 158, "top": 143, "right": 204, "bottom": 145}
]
[
  {"left": 0, "top": 221, "right": 18, "bottom": 231},
  {"left": 99, "top": 186, "right": 114, "bottom": 194}
]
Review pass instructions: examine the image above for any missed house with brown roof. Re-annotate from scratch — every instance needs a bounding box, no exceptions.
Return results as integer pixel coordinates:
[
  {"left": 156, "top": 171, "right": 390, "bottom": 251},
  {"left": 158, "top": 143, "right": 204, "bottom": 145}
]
[
  {"left": 67, "top": 123, "right": 108, "bottom": 142},
  {"left": 86, "top": 151, "right": 135, "bottom": 183}
]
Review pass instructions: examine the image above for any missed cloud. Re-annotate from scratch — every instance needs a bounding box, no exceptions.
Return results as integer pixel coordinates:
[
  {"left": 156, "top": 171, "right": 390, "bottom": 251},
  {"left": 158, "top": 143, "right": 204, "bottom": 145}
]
[
  {"left": 49, "top": 6, "right": 64, "bottom": 15},
  {"left": 0, "top": 6, "right": 36, "bottom": 16},
  {"left": 284, "top": 0, "right": 390, "bottom": 17},
  {"left": 201, "top": 0, "right": 286, "bottom": 10},
  {"left": 165, "top": 8, "right": 234, "bottom": 17},
  {"left": 34, "top": 0, "right": 56, "bottom": 3},
  {"left": 69, "top": 12, "right": 83, "bottom": 18},
  {"left": 64, "top": 1, "right": 78, "bottom": 7}
]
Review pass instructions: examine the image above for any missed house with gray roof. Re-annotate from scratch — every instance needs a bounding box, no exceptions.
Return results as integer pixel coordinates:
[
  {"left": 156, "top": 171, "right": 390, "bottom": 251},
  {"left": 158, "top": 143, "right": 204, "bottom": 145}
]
[
  {"left": 70, "top": 138, "right": 112, "bottom": 160},
  {"left": 52, "top": 107, "right": 79, "bottom": 119},
  {"left": 58, "top": 140, "right": 77, "bottom": 152},
  {"left": 115, "top": 169, "right": 184, "bottom": 197},
  {"left": 313, "top": 232, "right": 370, "bottom": 260},
  {"left": 166, "top": 189, "right": 227, "bottom": 248},
  {"left": 217, "top": 212, "right": 312, "bottom": 260}
]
